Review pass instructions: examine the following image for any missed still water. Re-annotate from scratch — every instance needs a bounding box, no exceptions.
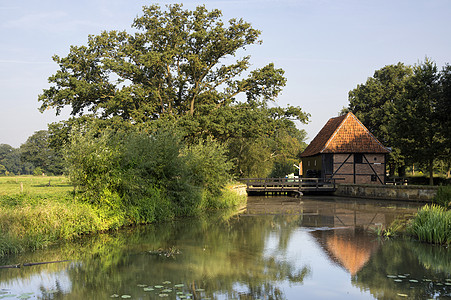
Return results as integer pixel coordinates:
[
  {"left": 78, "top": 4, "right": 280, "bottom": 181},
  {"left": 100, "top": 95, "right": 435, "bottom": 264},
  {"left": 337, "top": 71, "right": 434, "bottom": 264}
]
[{"left": 0, "top": 196, "right": 450, "bottom": 299}]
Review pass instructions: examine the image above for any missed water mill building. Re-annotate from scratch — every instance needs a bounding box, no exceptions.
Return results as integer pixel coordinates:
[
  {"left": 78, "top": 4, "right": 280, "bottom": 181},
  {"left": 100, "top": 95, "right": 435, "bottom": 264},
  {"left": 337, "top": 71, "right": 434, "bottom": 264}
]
[{"left": 300, "top": 112, "right": 390, "bottom": 185}]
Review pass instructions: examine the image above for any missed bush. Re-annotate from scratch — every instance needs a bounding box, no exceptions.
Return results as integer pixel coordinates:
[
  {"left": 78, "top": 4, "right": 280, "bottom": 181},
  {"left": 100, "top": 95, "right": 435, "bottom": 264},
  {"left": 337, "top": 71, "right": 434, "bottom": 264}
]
[
  {"left": 64, "top": 125, "right": 238, "bottom": 223},
  {"left": 433, "top": 185, "right": 451, "bottom": 209},
  {"left": 408, "top": 205, "right": 451, "bottom": 245},
  {"left": 33, "top": 167, "right": 44, "bottom": 176}
]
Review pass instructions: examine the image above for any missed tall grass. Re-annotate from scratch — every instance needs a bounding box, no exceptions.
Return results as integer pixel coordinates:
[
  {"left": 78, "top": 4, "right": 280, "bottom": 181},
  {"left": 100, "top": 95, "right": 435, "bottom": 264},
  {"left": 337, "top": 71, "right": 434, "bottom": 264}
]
[
  {"left": 408, "top": 205, "right": 451, "bottom": 245},
  {"left": 0, "top": 175, "right": 245, "bottom": 257}
]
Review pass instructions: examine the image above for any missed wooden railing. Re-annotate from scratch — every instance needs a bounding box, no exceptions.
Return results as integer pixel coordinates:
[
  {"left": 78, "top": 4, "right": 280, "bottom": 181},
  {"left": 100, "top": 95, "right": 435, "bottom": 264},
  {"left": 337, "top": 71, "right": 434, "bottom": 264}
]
[{"left": 240, "top": 177, "right": 337, "bottom": 194}]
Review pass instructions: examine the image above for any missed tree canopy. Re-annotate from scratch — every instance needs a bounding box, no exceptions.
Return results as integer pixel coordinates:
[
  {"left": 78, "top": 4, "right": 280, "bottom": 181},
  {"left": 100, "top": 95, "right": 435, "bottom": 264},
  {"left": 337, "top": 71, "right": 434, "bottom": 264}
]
[
  {"left": 39, "top": 4, "right": 309, "bottom": 178},
  {"left": 348, "top": 59, "right": 451, "bottom": 184},
  {"left": 39, "top": 4, "right": 296, "bottom": 122}
]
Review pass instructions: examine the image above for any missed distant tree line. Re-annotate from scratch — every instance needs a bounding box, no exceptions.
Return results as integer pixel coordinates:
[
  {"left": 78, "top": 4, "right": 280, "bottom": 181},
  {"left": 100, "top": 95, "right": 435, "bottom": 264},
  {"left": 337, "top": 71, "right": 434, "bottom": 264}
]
[
  {"left": 346, "top": 58, "right": 451, "bottom": 185},
  {"left": 0, "top": 130, "right": 64, "bottom": 176}
]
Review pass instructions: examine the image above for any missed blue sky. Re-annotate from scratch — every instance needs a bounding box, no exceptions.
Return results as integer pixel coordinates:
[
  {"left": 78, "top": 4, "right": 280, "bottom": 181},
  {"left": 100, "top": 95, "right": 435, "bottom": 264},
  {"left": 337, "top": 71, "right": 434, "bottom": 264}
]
[{"left": 1, "top": 0, "right": 450, "bottom": 147}]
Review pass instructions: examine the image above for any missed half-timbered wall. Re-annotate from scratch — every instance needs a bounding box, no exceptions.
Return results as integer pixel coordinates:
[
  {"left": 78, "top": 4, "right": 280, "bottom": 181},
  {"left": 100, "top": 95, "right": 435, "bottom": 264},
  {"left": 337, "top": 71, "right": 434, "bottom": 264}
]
[{"left": 332, "top": 153, "right": 385, "bottom": 184}]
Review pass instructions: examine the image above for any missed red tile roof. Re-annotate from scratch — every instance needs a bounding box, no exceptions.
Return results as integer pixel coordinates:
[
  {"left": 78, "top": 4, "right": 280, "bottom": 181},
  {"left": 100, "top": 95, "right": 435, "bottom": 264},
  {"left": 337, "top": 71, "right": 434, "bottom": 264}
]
[{"left": 300, "top": 112, "right": 389, "bottom": 157}]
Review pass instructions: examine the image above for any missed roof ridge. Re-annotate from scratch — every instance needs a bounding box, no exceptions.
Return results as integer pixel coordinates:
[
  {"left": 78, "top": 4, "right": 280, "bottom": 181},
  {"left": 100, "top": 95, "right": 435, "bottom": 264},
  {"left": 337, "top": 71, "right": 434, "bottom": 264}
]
[
  {"left": 348, "top": 113, "right": 388, "bottom": 152},
  {"left": 320, "top": 113, "right": 348, "bottom": 153}
]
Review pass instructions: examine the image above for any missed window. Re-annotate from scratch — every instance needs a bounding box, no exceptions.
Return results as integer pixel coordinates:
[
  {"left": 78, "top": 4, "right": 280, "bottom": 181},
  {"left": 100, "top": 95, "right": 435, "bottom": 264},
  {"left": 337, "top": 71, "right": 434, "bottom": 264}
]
[
  {"left": 354, "top": 154, "right": 363, "bottom": 164},
  {"left": 371, "top": 175, "right": 377, "bottom": 182}
]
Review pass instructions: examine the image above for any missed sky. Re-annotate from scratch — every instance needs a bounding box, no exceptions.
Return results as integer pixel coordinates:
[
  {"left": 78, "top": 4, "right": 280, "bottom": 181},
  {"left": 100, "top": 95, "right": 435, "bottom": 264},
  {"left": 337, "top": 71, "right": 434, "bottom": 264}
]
[{"left": 1, "top": 0, "right": 450, "bottom": 148}]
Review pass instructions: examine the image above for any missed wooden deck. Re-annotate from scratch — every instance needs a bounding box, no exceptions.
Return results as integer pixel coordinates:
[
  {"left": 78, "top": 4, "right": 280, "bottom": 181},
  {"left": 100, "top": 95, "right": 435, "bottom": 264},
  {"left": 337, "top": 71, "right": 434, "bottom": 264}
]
[{"left": 241, "top": 177, "right": 337, "bottom": 195}]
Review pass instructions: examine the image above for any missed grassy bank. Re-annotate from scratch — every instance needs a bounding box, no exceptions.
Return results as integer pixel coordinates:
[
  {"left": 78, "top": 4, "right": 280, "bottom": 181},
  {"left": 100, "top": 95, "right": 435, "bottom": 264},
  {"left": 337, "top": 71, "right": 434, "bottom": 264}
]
[{"left": 0, "top": 176, "right": 246, "bottom": 257}]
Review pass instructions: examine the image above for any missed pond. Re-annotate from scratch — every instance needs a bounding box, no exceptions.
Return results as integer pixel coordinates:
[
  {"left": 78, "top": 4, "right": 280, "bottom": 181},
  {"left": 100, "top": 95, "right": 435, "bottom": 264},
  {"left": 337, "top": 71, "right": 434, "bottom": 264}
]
[{"left": 0, "top": 196, "right": 450, "bottom": 299}]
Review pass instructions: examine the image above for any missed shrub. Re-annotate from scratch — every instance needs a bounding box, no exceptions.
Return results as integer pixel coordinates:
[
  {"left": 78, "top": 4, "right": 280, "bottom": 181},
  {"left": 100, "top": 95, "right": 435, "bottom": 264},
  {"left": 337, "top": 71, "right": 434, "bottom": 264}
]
[
  {"left": 64, "top": 125, "right": 237, "bottom": 223},
  {"left": 408, "top": 205, "right": 451, "bottom": 245},
  {"left": 433, "top": 185, "right": 451, "bottom": 209}
]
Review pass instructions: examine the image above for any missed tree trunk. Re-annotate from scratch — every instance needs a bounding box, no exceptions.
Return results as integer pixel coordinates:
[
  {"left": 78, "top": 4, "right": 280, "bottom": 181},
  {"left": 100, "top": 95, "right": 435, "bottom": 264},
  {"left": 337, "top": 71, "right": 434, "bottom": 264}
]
[
  {"left": 190, "top": 98, "right": 194, "bottom": 116},
  {"left": 428, "top": 158, "right": 434, "bottom": 186}
]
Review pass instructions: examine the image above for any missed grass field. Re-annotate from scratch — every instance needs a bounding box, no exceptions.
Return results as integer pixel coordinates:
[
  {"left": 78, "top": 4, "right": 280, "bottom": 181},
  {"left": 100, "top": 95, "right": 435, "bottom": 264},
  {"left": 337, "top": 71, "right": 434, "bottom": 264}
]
[
  {"left": 0, "top": 176, "right": 246, "bottom": 257},
  {"left": 0, "top": 175, "right": 110, "bottom": 256},
  {"left": 0, "top": 175, "right": 73, "bottom": 197}
]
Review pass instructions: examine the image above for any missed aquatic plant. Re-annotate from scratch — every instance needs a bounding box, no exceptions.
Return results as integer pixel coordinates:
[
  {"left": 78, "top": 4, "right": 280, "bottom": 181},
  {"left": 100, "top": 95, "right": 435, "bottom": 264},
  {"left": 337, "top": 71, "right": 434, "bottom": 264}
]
[
  {"left": 408, "top": 204, "right": 451, "bottom": 245},
  {"left": 372, "top": 219, "right": 407, "bottom": 239}
]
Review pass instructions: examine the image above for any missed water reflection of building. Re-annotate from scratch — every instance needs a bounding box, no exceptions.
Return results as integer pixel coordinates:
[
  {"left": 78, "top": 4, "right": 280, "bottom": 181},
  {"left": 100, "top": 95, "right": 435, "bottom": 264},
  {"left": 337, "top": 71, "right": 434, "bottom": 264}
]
[
  {"left": 310, "top": 229, "right": 379, "bottom": 275},
  {"left": 244, "top": 196, "right": 419, "bottom": 276},
  {"left": 300, "top": 201, "right": 383, "bottom": 275}
]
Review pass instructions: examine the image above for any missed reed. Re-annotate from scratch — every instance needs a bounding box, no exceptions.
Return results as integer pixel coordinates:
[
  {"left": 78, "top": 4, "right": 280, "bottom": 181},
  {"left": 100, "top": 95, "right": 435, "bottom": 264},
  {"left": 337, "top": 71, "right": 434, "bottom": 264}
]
[{"left": 408, "top": 204, "right": 451, "bottom": 245}]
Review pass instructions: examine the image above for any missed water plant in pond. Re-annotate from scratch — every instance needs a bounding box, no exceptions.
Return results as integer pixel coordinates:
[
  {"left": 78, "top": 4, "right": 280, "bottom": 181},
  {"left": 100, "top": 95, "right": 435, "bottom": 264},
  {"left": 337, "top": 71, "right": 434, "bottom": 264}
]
[
  {"left": 408, "top": 204, "right": 451, "bottom": 245},
  {"left": 371, "top": 218, "right": 407, "bottom": 238}
]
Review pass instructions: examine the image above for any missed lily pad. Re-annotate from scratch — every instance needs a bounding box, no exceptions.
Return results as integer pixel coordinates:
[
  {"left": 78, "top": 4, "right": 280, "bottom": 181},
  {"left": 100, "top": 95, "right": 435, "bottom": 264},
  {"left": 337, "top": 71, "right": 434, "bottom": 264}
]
[
  {"left": 423, "top": 279, "right": 432, "bottom": 282},
  {"left": 397, "top": 275, "right": 407, "bottom": 278},
  {"left": 409, "top": 279, "right": 418, "bottom": 283},
  {"left": 174, "top": 284, "right": 185, "bottom": 288},
  {"left": 179, "top": 296, "right": 186, "bottom": 299},
  {"left": 155, "top": 285, "right": 164, "bottom": 289},
  {"left": 143, "top": 287, "right": 154, "bottom": 292},
  {"left": 162, "top": 281, "right": 171, "bottom": 285},
  {"left": 195, "top": 288, "right": 205, "bottom": 292},
  {"left": 161, "top": 289, "right": 172, "bottom": 293},
  {"left": 177, "top": 292, "right": 184, "bottom": 295},
  {"left": 397, "top": 293, "right": 408, "bottom": 297},
  {"left": 137, "top": 284, "right": 147, "bottom": 287},
  {"left": 121, "top": 296, "right": 131, "bottom": 299},
  {"left": 159, "top": 294, "right": 169, "bottom": 297},
  {"left": 394, "top": 279, "right": 403, "bottom": 282},
  {"left": 387, "top": 275, "right": 397, "bottom": 278},
  {"left": 110, "top": 294, "right": 120, "bottom": 298}
]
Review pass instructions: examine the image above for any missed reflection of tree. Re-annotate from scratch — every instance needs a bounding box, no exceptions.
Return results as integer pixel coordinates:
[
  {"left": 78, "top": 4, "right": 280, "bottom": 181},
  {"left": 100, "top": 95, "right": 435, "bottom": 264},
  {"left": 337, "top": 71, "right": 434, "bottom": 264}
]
[
  {"left": 352, "top": 240, "right": 451, "bottom": 299},
  {"left": 3, "top": 212, "right": 310, "bottom": 299}
]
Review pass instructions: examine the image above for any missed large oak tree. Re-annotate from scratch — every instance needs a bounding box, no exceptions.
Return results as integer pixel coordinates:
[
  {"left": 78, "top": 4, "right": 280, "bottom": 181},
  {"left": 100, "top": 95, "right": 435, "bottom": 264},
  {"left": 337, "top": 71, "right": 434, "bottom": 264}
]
[{"left": 39, "top": 4, "right": 309, "bottom": 178}]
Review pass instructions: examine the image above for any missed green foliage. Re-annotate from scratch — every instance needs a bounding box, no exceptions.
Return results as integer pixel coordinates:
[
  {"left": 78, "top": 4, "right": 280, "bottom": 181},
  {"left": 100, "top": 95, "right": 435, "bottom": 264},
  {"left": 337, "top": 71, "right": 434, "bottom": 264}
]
[
  {"left": 408, "top": 205, "right": 451, "bottom": 245},
  {"left": 32, "top": 167, "right": 44, "bottom": 176},
  {"left": 38, "top": 4, "right": 288, "bottom": 120},
  {"left": 183, "top": 139, "right": 233, "bottom": 197},
  {"left": 20, "top": 130, "right": 64, "bottom": 175},
  {"left": 433, "top": 186, "right": 451, "bottom": 209},
  {"left": 65, "top": 124, "right": 239, "bottom": 222},
  {"left": 38, "top": 4, "right": 310, "bottom": 181},
  {"left": 348, "top": 59, "right": 451, "bottom": 184},
  {"left": 269, "top": 160, "right": 297, "bottom": 178}
]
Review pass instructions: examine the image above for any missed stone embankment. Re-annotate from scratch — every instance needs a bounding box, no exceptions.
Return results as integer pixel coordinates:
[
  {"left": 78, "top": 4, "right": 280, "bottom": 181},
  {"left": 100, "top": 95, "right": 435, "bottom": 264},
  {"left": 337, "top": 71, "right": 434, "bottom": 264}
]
[{"left": 334, "top": 184, "right": 438, "bottom": 202}]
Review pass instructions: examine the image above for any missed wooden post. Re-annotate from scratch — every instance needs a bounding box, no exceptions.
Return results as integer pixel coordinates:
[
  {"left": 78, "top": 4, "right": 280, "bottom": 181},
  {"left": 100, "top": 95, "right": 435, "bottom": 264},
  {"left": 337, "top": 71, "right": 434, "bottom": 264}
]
[{"left": 20, "top": 182, "right": 23, "bottom": 193}]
